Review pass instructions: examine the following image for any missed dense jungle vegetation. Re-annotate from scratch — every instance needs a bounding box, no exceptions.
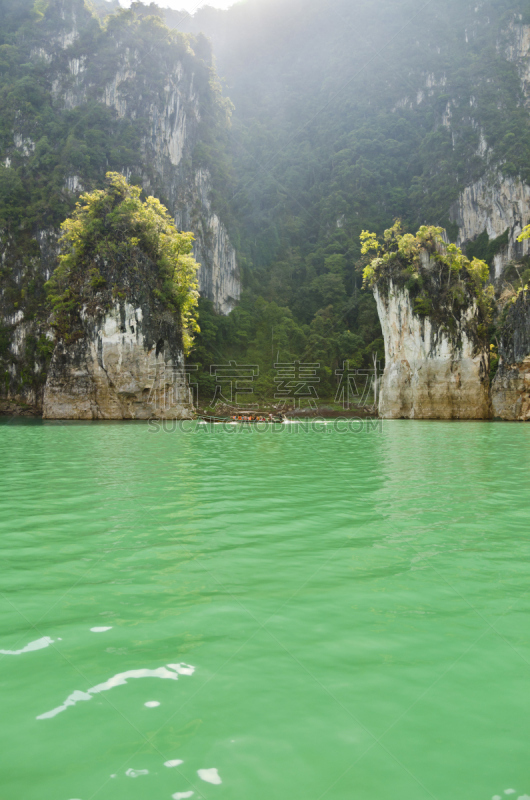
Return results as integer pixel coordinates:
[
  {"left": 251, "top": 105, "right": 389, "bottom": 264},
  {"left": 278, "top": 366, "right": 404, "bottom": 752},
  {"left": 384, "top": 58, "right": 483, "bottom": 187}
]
[
  {"left": 168, "top": 0, "right": 530, "bottom": 401},
  {"left": 0, "top": 0, "right": 222, "bottom": 234},
  {"left": 47, "top": 172, "right": 200, "bottom": 350},
  {"left": 0, "top": 0, "right": 226, "bottom": 398},
  {"left": 3, "top": 0, "right": 530, "bottom": 404}
]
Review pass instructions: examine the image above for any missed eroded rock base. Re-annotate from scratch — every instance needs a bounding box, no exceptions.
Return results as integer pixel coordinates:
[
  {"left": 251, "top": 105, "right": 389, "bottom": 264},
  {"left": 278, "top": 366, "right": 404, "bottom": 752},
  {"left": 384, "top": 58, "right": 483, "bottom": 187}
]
[
  {"left": 492, "top": 359, "right": 530, "bottom": 421},
  {"left": 43, "top": 303, "right": 193, "bottom": 420}
]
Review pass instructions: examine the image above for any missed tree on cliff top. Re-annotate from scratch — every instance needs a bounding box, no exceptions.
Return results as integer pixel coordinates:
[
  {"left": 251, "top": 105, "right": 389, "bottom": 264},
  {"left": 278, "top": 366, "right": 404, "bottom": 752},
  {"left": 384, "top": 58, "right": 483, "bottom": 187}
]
[
  {"left": 46, "top": 172, "right": 200, "bottom": 352},
  {"left": 361, "top": 222, "right": 494, "bottom": 346}
]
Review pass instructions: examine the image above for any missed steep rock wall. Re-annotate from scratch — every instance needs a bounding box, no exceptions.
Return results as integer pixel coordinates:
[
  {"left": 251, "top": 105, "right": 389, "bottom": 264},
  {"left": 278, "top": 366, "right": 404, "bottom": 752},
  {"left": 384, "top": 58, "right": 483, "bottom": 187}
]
[
  {"left": 0, "top": 228, "right": 61, "bottom": 408},
  {"left": 0, "top": 0, "right": 239, "bottom": 413},
  {"left": 451, "top": 173, "right": 530, "bottom": 278},
  {"left": 505, "top": 22, "right": 530, "bottom": 104},
  {"left": 175, "top": 169, "right": 239, "bottom": 314},
  {"left": 43, "top": 302, "right": 192, "bottom": 420},
  {"left": 491, "top": 292, "right": 530, "bottom": 421},
  {"left": 375, "top": 283, "right": 491, "bottom": 420},
  {"left": 42, "top": 4, "right": 239, "bottom": 314},
  {"left": 449, "top": 22, "right": 530, "bottom": 276},
  {"left": 2, "top": 314, "right": 51, "bottom": 409}
]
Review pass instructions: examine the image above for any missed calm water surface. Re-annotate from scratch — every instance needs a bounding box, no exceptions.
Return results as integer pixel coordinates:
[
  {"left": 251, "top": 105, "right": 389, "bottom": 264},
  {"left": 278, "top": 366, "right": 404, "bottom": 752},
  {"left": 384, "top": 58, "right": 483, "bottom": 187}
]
[{"left": 1, "top": 419, "right": 529, "bottom": 800}]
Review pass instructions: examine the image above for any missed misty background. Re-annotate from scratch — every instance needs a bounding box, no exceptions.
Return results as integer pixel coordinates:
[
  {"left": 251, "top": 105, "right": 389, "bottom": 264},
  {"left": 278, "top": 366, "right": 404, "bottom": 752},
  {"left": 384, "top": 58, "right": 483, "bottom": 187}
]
[{"left": 118, "top": 0, "right": 237, "bottom": 11}]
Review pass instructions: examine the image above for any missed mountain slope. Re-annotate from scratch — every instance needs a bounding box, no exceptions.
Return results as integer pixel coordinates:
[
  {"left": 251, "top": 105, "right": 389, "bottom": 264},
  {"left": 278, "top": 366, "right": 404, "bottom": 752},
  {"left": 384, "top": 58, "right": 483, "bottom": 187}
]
[
  {"left": 0, "top": 0, "right": 238, "bottom": 407},
  {"left": 4, "top": 0, "right": 530, "bottom": 410},
  {"left": 164, "top": 0, "right": 530, "bottom": 402}
]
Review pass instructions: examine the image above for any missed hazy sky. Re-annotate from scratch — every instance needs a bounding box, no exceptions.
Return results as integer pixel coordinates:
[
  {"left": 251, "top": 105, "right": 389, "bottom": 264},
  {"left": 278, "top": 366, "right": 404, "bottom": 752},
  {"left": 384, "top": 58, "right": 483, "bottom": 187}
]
[{"left": 118, "top": 0, "right": 237, "bottom": 11}]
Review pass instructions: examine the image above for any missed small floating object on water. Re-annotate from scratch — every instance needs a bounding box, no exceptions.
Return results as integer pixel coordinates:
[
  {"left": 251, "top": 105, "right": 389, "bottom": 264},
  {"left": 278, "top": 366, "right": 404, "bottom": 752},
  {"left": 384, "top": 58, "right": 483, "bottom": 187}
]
[
  {"left": 164, "top": 760, "right": 183, "bottom": 767},
  {"left": 198, "top": 767, "right": 222, "bottom": 785},
  {"left": 125, "top": 768, "right": 148, "bottom": 778},
  {"left": 172, "top": 792, "right": 193, "bottom": 799},
  {"left": 90, "top": 627, "right": 112, "bottom": 633},
  {"left": 199, "top": 411, "right": 285, "bottom": 424},
  {"left": 144, "top": 700, "right": 160, "bottom": 707}
]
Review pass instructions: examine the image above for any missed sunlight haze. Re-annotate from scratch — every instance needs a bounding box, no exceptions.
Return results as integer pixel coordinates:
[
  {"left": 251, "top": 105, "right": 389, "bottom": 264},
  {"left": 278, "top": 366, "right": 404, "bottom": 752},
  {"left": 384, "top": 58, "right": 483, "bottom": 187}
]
[{"left": 118, "top": 0, "right": 237, "bottom": 11}]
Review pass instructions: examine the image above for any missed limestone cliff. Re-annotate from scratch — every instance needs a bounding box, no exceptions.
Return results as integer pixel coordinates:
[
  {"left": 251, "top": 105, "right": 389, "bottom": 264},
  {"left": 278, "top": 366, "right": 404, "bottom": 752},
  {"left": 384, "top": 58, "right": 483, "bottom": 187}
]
[
  {"left": 448, "top": 22, "right": 530, "bottom": 276},
  {"left": 39, "top": 0, "right": 239, "bottom": 314},
  {"left": 365, "top": 225, "right": 492, "bottom": 420},
  {"left": 504, "top": 22, "right": 530, "bottom": 106},
  {"left": 451, "top": 173, "right": 530, "bottom": 278},
  {"left": 43, "top": 301, "right": 191, "bottom": 420},
  {"left": 491, "top": 291, "right": 530, "bottom": 421},
  {"left": 0, "top": 0, "right": 239, "bottom": 413},
  {"left": 41, "top": 171, "right": 197, "bottom": 420},
  {"left": 175, "top": 169, "right": 239, "bottom": 315},
  {"left": 375, "top": 283, "right": 491, "bottom": 420}
]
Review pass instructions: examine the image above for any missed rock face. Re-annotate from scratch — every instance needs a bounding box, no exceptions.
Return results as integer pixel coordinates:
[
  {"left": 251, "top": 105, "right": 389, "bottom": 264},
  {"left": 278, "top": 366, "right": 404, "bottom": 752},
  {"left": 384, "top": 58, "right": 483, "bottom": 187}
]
[
  {"left": 505, "top": 22, "right": 530, "bottom": 102},
  {"left": 449, "top": 22, "right": 530, "bottom": 275},
  {"left": 375, "top": 283, "right": 491, "bottom": 420},
  {"left": 43, "top": 1, "right": 239, "bottom": 314},
  {"left": 175, "top": 169, "right": 239, "bottom": 315},
  {"left": 492, "top": 292, "right": 530, "bottom": 421},
  {"left": 451, "top": 173, "right": 530, "bottom": 278},
  {"left": 0, "top": 0, "right": 239, "bottom": 414},
  {"left": 43, "top": 302, "right": 192, "bottom": 420}
]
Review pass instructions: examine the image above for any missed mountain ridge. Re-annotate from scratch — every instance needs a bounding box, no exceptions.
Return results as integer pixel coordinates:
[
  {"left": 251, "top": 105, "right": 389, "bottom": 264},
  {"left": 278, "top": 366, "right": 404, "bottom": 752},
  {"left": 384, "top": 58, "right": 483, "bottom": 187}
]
[{"left": 3, "top": 0, "right": 530, "bottom": 412}]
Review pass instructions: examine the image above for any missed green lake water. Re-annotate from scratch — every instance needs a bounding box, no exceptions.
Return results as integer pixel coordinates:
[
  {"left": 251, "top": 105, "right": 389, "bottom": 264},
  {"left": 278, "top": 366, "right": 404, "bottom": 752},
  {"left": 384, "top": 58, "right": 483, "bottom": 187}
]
[{"left": 1, "top": 418, "right": 529, "bottom": 800}]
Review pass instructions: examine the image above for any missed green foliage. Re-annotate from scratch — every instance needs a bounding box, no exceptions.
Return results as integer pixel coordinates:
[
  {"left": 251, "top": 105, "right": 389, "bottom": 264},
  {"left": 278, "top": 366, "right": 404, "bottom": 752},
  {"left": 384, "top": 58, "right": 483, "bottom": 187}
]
[
  {"left": 35, "top": 333, "right": 54, "bottom": 359},
  {"left": 413, "top": 296, "right": 433, "bottom": 317},
  {"left": 361, "top": 222, "right": 493, "bottom": 344},
  {"left": 518, "top": 224, "right": 530, "bottom": 243},
  {"left": 0, "top": 0, "right": 232, "bottom": 397},
  {"left": 0, "top": 324, "right": 11, "bottom": 356},
  {"left": 489, "top": 343, "right": 499, "bottom": 381},
  {"left": 46, "top": 172, "right": 200, "bottom": 350},
  {"left": 4, "top": 0, "right": 530, "bottom": 401},
  {"left": 466, "top": 228, "right": 510, "bottom": 266},
  {"left": 191, "top": 281, "right": 383, "bottom": 403},
  {"left": 33, "top": 0, "right": 50, "bottom": 19},
  {"left": 174, "top": 0, "right": 528, "bottom": 392}
]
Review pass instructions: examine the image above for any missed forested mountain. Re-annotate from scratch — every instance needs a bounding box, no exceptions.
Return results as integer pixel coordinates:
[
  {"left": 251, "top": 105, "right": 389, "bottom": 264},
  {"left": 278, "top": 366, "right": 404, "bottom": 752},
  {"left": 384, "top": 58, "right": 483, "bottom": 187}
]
[
  {"left": 0, "top": 0, "right": 236, "bottom": 406},
  {"left": 166, "top": 0, "right": 530, "bottom": 400},
  {"left": 2, "top": 0, "right": 530, "bottom": 410}
]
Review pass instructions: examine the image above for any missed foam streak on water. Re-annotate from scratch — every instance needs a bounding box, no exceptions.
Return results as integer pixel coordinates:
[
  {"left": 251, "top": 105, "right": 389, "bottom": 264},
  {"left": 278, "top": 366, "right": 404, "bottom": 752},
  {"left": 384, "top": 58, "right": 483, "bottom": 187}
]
[
  {"left": 37, "top": 664, "right": 194, "bottom": 719},
  {"left": 0, "top": 636, "right": 54, "bottom": 655},
  {"left": 1, "top": 419, "right": 530, "bottom": 800}
]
